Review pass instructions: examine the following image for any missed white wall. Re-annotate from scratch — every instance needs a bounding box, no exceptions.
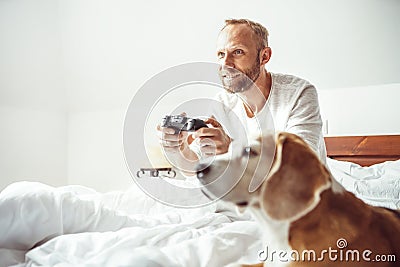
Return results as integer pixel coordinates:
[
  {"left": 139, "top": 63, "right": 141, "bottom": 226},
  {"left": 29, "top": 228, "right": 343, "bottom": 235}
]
[
  {"left": 0, "top": 107, "right": 67, "bottom": 190},
  {"left": 318, "top": 83, "right": 400, "bottom": 136},
  {"left": 67, "top": 110, "right": 132, "bottom": 192},
  {"left": 1, "top": 0, "right": 399, "bottom": 192},
  {"left": 0, "top": 0, "right": 67, "bottom": 190}
]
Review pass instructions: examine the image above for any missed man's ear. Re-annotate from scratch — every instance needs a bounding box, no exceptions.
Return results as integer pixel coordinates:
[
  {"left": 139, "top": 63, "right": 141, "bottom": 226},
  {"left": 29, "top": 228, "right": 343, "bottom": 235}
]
[
  {"left": 260, "top": 132, "right": 331, "bottom": 221},
  {"left": 260, "top": 47, "right": 272, "bottom": 66}
]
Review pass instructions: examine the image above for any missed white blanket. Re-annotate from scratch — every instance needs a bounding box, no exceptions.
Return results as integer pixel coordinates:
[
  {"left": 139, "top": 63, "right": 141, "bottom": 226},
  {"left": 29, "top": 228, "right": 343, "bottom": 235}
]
[
  {"left": 1, "top": 159, "right": 399, "bottom": 267},
  {"left": 0, "top": 182, "right": 261, "bottom": 267}
]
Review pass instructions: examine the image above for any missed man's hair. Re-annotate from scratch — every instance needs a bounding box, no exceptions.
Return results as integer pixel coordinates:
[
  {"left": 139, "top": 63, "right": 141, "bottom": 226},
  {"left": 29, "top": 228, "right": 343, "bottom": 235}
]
[{"left": 221, "top": 18, "right": 269, "bottom": 50}]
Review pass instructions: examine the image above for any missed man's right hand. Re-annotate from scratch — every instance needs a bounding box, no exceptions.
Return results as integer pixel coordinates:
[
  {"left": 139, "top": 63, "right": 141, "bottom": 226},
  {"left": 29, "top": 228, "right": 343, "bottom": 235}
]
[
  {"left": 156, "top": 123, "right": 199, "bottom": 174},
  {"left": 156, "top": 124, "right": 190, "bottom": 154}
]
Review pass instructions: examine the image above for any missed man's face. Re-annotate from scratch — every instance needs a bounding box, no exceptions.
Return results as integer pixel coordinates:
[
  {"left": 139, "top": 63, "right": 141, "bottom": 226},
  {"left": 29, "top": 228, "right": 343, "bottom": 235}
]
[{"left": 216, "top": 24, "right": 261, "bottom": 93}]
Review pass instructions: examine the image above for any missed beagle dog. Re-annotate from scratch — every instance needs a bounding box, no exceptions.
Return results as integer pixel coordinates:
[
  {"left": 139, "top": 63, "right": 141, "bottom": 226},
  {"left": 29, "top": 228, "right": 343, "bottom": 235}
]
[{"left": 196, "top": 132, "right": 400, "bottom": 267}]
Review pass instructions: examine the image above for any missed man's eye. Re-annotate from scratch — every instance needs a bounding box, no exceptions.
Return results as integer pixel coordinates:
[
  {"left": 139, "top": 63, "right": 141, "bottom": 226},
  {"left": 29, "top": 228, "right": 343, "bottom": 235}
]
[
  {"left": 217, "top": 52, "right": 225, "bottom": 58},
  {"left": 233, "top": 49, "right": 244, "bottom": 55}
]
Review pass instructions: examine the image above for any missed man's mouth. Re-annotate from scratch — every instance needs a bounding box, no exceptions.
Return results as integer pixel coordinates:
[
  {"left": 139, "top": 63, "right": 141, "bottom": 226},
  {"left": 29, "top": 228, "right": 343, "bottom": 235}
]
[
  {"left": 222, "top": 73, "right": 240, "bottom": 80},
  {"left": 236, "top": 201, "right": 249, "bottom": 207}
]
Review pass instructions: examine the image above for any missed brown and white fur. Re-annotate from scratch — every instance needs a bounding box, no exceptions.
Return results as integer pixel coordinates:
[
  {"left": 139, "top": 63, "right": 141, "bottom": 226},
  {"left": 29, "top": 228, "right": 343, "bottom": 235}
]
[{"left": 196, "top": 132, "right": 400, "bottom": 267}]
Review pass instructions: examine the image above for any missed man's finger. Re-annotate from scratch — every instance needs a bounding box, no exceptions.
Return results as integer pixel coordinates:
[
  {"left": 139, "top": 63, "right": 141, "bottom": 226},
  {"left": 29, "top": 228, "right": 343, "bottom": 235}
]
[
  {"left": 162, "top": 132, "right": 185, "bottom": 142},
  {"left": 204, "top": 115, "right": 222, "bottom": 128},
  {"left": 160, "top": 139, "right": 181, "bottom": 147},
  {"left": 157, "top": 124, "right": 177, "bottom": 135},
  {"left": 199, "top": 144, "right": 217, "bottom": 155},
  {"left": 193, "top": 127, "right": 221, "bottom": 138}
]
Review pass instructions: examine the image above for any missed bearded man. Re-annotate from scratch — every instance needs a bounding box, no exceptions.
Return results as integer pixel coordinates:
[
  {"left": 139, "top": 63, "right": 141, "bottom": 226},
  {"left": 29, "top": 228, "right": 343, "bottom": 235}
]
[{"left": 159, "top": 18, "right": 326, "bottom": 172}]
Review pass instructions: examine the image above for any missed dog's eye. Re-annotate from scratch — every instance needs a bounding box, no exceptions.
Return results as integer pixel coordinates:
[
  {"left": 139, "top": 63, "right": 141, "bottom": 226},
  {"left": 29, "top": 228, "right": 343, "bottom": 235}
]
[{"left": 243, "top": 147, "right": 258, "bottom": 157}]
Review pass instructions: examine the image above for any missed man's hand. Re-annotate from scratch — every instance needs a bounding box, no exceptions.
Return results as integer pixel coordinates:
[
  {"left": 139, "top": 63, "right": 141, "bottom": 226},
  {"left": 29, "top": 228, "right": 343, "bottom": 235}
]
[
  {"left": 194, "top": 116, "right": 231, "bottom": 156},
  {"left": 157, "top": 115, "right": 199, "bottom": 174},
  {"left": 157, "top": 124, "right": 190, "bottom": 154}
]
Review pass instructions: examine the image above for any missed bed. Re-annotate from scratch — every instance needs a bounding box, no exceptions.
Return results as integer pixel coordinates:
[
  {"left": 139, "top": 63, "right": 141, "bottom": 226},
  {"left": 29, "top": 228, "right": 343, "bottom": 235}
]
[
  {"left": 0, "top": 135, "right": 399, "bottom": 267},
  {"left": 325, "top": 134, "right": 400, "bottom": 210},
  {"left": 324, "top": 135, "right": 400, "bottom": 166}
]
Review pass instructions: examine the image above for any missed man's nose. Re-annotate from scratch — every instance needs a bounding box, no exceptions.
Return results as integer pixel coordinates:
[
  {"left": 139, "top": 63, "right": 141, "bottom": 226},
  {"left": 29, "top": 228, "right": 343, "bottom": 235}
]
[{"left": 220, "top": 54, "right": 234, "bottom": 68}]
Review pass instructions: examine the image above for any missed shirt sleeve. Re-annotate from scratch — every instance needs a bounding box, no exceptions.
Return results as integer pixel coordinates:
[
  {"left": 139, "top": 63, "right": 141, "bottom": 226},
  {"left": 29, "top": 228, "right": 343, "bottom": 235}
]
[{"left": 285, "top": 85, "right": 326, "bottom": 160}]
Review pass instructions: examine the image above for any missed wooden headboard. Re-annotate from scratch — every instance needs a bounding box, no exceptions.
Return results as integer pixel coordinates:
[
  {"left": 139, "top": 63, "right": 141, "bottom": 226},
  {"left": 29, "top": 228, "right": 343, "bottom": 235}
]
[{"left": 324, "top": 135, "right": 400, "bottom": 166}]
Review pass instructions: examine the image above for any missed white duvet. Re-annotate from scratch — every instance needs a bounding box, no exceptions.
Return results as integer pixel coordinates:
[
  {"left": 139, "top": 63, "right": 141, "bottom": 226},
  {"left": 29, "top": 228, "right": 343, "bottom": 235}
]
[
  {"left": 0, "top": 182, "right": 261, "bottom": 267},
  {"left": 0, "top": 159, "right": 399, "bottom": 267}
]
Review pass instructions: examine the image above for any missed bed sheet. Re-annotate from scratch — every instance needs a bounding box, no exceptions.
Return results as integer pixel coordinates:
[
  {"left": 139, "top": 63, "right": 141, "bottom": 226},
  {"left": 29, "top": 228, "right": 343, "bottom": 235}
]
[{"left": 1, "top": 158, "right": 399, "bottom": 267}]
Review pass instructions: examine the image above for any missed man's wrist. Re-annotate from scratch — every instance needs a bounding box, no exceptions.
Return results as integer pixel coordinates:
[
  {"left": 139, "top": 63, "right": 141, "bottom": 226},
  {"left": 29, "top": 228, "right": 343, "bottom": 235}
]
[{"left": 180, "top": 141, "right": 199, "bottom": 161}]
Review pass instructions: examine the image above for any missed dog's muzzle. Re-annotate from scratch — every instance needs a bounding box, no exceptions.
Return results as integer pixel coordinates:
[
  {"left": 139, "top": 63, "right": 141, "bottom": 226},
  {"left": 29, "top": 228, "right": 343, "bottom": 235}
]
[
  {"left": 196, "top": 163, "right": 211, "bottom": 180},
  {"left": 196, "top": 164, "right": 217, "bottom": 200}
]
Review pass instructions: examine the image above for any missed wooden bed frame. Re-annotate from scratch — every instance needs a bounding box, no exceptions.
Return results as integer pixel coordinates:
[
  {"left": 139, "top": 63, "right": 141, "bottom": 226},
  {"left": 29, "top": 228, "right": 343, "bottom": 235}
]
[{"left": 324, "top": 135, "right": 400, "bottom": 166}]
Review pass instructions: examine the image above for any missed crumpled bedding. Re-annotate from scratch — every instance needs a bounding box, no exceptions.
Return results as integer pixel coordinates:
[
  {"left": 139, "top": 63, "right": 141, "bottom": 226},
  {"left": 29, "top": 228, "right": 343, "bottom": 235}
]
[
  {"left": 0, "top": 181, "right": 260, "bottom": 267},
  {"left": 327, "top": 158, "right": 400, "bottom": 209},
  {"left": 0, "top": 158, "right": 399, "bottom": 267}
]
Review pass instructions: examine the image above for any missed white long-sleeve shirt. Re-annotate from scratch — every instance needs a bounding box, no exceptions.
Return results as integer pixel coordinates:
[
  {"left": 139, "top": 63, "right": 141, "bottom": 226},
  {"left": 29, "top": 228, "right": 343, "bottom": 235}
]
[{"left": 193, "top": 72, "right": 327, "bottom": 163}]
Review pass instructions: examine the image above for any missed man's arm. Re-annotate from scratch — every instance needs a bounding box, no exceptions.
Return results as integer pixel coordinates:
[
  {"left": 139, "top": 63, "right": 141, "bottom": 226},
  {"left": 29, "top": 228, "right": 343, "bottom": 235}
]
[{"left": 285, "top": 85, "right": 327, "bottom": 161}]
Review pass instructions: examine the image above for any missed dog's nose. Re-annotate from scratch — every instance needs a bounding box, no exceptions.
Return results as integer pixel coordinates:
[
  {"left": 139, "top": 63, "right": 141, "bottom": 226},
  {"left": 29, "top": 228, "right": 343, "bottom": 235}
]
[{"left": 196, "top": 164, "right": 211, "bottom": 179}]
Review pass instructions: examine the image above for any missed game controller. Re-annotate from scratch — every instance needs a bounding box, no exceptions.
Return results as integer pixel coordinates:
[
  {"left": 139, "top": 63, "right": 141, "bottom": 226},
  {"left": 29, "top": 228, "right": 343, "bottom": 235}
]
[{"left": 161, "top": 115, "right": 208, "bottom": 134}]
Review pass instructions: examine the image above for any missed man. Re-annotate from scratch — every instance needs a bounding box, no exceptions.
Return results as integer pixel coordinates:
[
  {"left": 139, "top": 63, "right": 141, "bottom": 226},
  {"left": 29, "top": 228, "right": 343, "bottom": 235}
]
[{"left": 158, "top": 18, "right": 326, "bottom": 173}]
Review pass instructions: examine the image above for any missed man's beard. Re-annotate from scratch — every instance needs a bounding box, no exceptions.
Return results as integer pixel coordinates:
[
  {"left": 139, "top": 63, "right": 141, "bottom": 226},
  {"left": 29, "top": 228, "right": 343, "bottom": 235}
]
[{"left": 219, "top": 54, "right": 261, "bottom": 93}]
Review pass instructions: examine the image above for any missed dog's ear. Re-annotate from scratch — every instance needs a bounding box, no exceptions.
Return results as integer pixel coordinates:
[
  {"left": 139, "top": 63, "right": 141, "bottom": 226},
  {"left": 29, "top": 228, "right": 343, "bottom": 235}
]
[{"left": 260, "top": 132, "right": 331, "bottom": 221}]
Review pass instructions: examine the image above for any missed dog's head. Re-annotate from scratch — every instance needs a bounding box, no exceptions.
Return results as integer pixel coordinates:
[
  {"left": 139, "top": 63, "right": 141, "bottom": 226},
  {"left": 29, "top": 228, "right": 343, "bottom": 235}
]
[{"left": 196, "top": 132, "right": 332, "bottom": 222}]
